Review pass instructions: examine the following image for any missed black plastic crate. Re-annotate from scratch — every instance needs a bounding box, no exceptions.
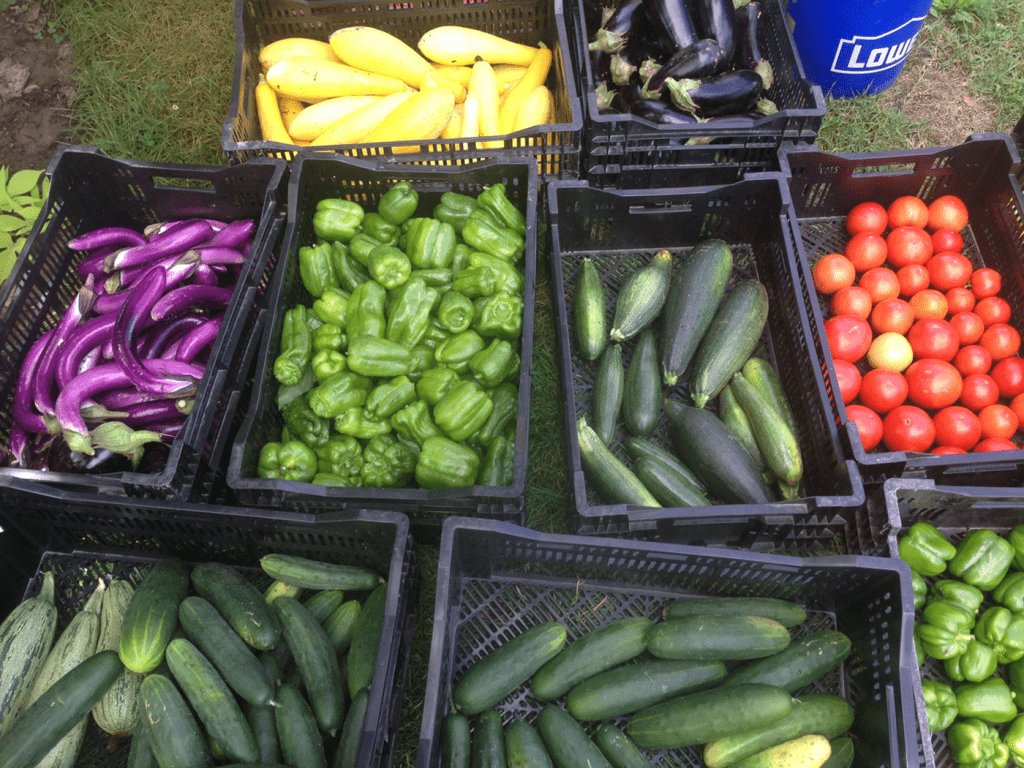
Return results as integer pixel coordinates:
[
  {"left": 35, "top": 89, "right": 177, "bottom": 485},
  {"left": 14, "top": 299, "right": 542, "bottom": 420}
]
[
  {"left": 222, "top": 0, "right": 583, "bottom": 180},
  {"left": 547, "top": 173, "right": 864, "bottom": 542},
  {"left": 227, "top": 154, "right": 537, "bottom": 534},
  {"left": 779, "top": 134, "right": 1024, "bottom": 489},
  {"left": 566, "top": 0, "right": 825, "bottom": 188},
  {"left": 0, "top": 472, "right": 417, "bottom": 768},
  {"left": 416, "top": 516, "right": 919, "bottom": 768},
  {"left": 0, "top": 147, "right": 287, "bottom": 502}
]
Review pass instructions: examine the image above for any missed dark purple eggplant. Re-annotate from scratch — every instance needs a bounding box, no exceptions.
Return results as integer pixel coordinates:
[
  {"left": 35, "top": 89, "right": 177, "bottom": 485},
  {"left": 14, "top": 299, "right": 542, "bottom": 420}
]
[
  {"left": 735, "top": 3, "right": 774, "bottom": 89},
  {"left": 583, "top": 0, "right": 610, "bottom": 40},
  {"left": 590, "top": 0, "right": 645, "bottom": 53},
  {"left": 644, "top": 39, "right": 726, "bottom": 94},
  {"left": 692, "top": 0, "right": 736, "bottom": 62},
  {"left": 590, "top": 48, "right": 612, "bottom": 83},
  {"left": 631, "top": 97, "right": 701, "bottom": 125},
  {"left": 612, "top": 79, "right": 644, "bottom": 113},
  {"left": 643, "top": 0, "right": 699, "bottom": 52},
  {"left": 665, "top": 69, "right": 764, "bottom": 116}
]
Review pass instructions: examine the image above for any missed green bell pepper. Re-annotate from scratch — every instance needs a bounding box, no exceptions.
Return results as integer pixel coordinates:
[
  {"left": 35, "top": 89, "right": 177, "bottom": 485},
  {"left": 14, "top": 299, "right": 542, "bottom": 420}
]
[
  {"left": 346, "top": 336, "right": 414, "bottom": 378},
  {"left": 312, "top": 322, "right": 346, "bottom": 353},
  {"left": 995, "top": 572, "right": 1024, "bottom": 613},
  {"left": 368, "top": 244, "right": 411, "bottom": 290},
  {"left": 420, "top": 316, "right": 452, "bottom": 349},
  {"left": 311, "top": 349, "right": 347, "bottom": 382},
  {"left": 365, "top": 375, "right": 417, "bottom": 421},
  {"left": 313, "top": 198, "right": 364, "bottom": 242},
  {"left": 346, "top": 280, "right": 387, "bottom": 340},
  {"left": 348, "top": 232, "right": 381, "bottom": 267},
  {"left": 331, "top": 241, "right": 371, "bottom": 293},
  {"left": 312, "top": 473, "right": 360, "bottom": 487},
  {"left": 313, "top": 435, "right": 364, "bottom": 484},
  {"left": 390, "top": 399, "right": 443, "bottom": 447},
  {"left": 437, "top": 290, "right": 475, "bottom": 334},
  {"left": 467, "top": 251, "right": 524, "bottom": 295},
  {"left": 918, "top": 599, "right": 975, "bottom": 659},
  {"left": 956, "top": 678, "right": 1018, "bottom": 724},
  {"left": 1004, "top": 714, "right": 1024, "bottom": 768},
  {"left": 915, "top": 624, "right": 925, "bottom": 666},
  {"left": 432, "top": 191, "right": 478, "bottom": 234},
  {"left": 468, "top": 339, "right": 517, "bottom": 390},
  {"left": 949, "top": 529, "right": 1016, "bottom": 591},
  {"left": 1008, "top": 657, "right": 1024, "bottom": 705},
  {"left": 408, "top": 268, "right": 453, "bottom": 290},
  {"left": 452, "top": 266, "right": 497, "bottom": 298},
  {"left": 921, "top": 678, "right": 958, "bottom": 732},
  {"left": 434, "top": 330, "right": 486, "bottom": 374},
  {"left": 450, "top": 243, "right": 472, "bottom": 273},
  {"left": 257, "top": 440, "right": 317, "bottom": 482},
  {"left": 912, "top": 569, "right": 927, "bottom": 610},
  {"left": 306, "top": 371, "right": 372, "bottom": 419},
  {"left": 404, "top": 217, "right": 457, "bottom": 270},
  {"left": 312, "top": 287, "right": 350, "bottom": 328},
  {"left": 475, "top": 382, "right": 518, "bottom": 445},
  {"left": 462, "top": 207, "right": 524, "bottom": 262},
  {"left": 478, "top": 434, "right": 514, "bottom": 486},
  {"left": 274, "top": 305, "right": 313, "bottom": 387},
  {"left": 415, "top": 435, "right": 480, "bottom": 488},
  {"left": 299, "top": 242, "right": 340, "bottom": 298},
  {"left": 477, "top": 183, "right": 527, "bottom": 237},
  {"left": 899, "top": 521, "right": 956, "bottom": 577},
  {"left": 945, "top": 639, "right": 999, "bottom": 683},
  {"left": 281, "top": 396, "right": 331, "bottom": 448},
  {"left": 948, "top": 719, "right": 1010, "bottom": 768},
  {"left": 378, "top": 181, "right": 419, "bottom": 226},
  {"left": 360, "top": 212, "right": 400, "bottom": 245},
  {"left": 409, "top": 344, "right": 435, "bottom": 379},
  {"left": 361, "top": 433, "right": 416, "bottom": 488},
  {"left": 416, "top": 367, "right": 460, "bottom": 406},
  {"left": 930, "top": 579, "right": 985, "bottom": 617},
  {"left": 473, "top": 290, "right": 524, "bottom": 340},
  {"left": 975, "top": 606, "right": 1024, "bottom": 664},
  {"left": 1007, "top": 525, "right": 1024, "bottom": 571},
  {"left": 434, "top": 380, "right": 493, "bottom": 442},
  {"left": 386, "top": 277, "right": 439, "bottom": 349},
  {"left": 334, "top": 406, "right": 392, "bottom": 440}
]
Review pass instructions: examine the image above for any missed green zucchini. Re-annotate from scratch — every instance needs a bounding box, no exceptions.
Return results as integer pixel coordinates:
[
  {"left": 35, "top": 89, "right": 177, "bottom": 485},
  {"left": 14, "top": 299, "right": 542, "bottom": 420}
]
[
  {"left": 574, "top": 257, "right": 608, "bottom": 361},
  {"left": 623, "top": 437, "right": 706, "bottom": 493},
  {"left": 566, "top": 659, "right": 726, "bottom": 721},
  {"left": 263, "top": 579, "right": 303, "bottom": 602},
  {"left": 627, "top": 683, "right": 793, "bottom": 749},
  {"left": 622, "top": 327, "right": 660, "bottom": 437},
  {"left": 742, "top": 357, "right": 799, "bottom": 438},
  {"left": 93, "top": 579, "right": 144, "bottom": 736},
  {"left": 577, "top": 417, "right": 660, "bottom": 508},
  {"left": 719, "top": 383, "right": 768, "bottom": 474},
  {"left": 703, "top": 693, "right": 854, "bottom": 768},
  {"left": 660, "top": 238, "right": 734, "bottom": 386},
  {"left": 646, "top": 615, "right": 791, "bottom": 661},
  {"left": 732, "top": 734, "right": 831, "bottom": 768},
  {"left": 119, "top": 556, "right": 190, "bottom": 674},
  {"left": 723, "top": 631, "right": 852, "bottom": 693},
  {"left": 191, "top": 561, "right": 282, "bottom": 651},
  {"left": 347, "top": 582, "right": 388, "bottom": 700},
  {"left": 260, "top": 553, "right": 382, "bottom": 592},
  {"left": 452, "top": 621, "right": 567, "bottom": 716},
  {"left": 274, "top": 682, "right": 328, "bottom": 768},
  {"left": 325, "top": 600, "right": 362, "bottom": 655},
  {"left": 664, "top": 399, "right": 773, "bottom": 504},
  {"left": 165, "top": 638, "right": 260, "bottom": 764},
  {"left": 0, "top": 650, "right": 123, "bottom": 768},
  {"left": 634, "top": 456, "right": 711, "bottom": 507},
  {"left": 609, "top": 249, "right": 673, "bottom": 343},
  {"left": 441, "top": 712, "right": 472, "bottom": 768},
  {"left": 663, "top": 597, "right": 807, "bottom": 628},
  {"left": 821, "top": 737, "right": 855, "bottom": 768},
  {"left": 303, "top": 589, "right": 347, "bottom": 624},
  {"left": 593, "top": 723, "right": 649, "bottom": 768},
  {"left": 731, "top": 371, "right": 802, "bottom": 487},
  {"left": 591, "top": 343, "right": 624, "bottom": 446},
  {"left": 537, "top": 704, "right": 611, "bottom": 768},
  {"left": 0, "top": 571, "right": 57, "bottom": 738},
  {"left": 532, "top": 616, "right": 651, "bottom": 701},
  {"left": 689, "top": 279, "right": 769, "bottom": 408},
  {"left": 332, "top": 686, "right": 369, "bottom": 768},
  {"left": 505, "top": 719, "right": 553, "bottom": 768},
  {"left": 140, "top": 672, "right": 212, "bottom": 768},
  {"left": 470, "top": 709, "right": 506, "bottom": 768}
]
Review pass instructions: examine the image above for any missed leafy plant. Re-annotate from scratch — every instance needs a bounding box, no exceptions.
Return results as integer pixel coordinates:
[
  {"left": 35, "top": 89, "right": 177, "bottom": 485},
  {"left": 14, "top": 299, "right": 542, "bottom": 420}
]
[
  {"left": 0, "top": 167, "right": 49, "bottom": 285},
  {"left": 930, "top": 0, "right": 995, "bottom": 27}
]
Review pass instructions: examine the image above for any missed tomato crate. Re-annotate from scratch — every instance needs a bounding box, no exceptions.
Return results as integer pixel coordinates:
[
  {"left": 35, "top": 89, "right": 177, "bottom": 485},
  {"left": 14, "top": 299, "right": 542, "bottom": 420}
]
[
  {"left": 0, "top": 473, "right": 418, "bottom": 768},
  {"left": 547, "top": 173, "right": 864, "bottom": 543},
  {"left": 0, "top": 146, "right": 287, "bottom": 503},
  {"left": 779, "top": 134, "right": 1024, "bottom": 489},
  {"left": 416, "top": 516, "right": 920, "bottom": 768},
  {"left": 226, "top": 154, "right": 537, "bottom": 536},
  {"left": 222, "top": 0, "right": 583, "bottom": 180}
]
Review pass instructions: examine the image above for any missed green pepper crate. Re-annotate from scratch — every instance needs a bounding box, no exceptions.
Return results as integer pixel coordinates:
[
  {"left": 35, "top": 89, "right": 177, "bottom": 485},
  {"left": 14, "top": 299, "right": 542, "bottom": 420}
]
[
  {"left": 222, "top": 0, "right": 582, "bottom": 180},
  {"left": 226, "top": 154, "right": 537, "bottom": 535},
  {"left": 416, "top": 516, "right": 920, "bottom": 768},
  {"left": 0, "top": 472, "right": 418, "bottom": 768},
  {"left": 547, "top": 172, "right": 864, "bottom": 543},
  {"left": 779, "top": 134, "right": 1024, "bottom": 491},
  {"left": 0, "top": 146, "right": 288, "bottom": 503}
]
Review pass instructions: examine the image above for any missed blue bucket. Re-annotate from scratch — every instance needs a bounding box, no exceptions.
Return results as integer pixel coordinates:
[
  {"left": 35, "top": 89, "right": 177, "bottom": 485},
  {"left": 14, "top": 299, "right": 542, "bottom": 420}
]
[{"left": 787, "top": 0, "right": 934, "bottom": 98}]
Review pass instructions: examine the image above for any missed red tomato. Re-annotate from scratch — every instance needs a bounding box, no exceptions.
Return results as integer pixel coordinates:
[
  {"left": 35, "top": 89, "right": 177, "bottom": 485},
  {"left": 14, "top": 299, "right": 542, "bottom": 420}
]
[
  {"left": 883, "top": 405, "right": 936, "bottom": 452},
  {"left": 945, "top": 287, "right": 976, "bottom": 315},
  {"left": 897, "top": 264, "right": 930, "bottom": 297},
  {"left": 845, "top": 232, "right": 888, "bottom": 272},
  {"left": 825, "top": 314, "right": 873, "bottom": 363},
  {"left": 858, "top": 267, "right": 901, "bottom": 304},
  {"left": 846, "top": 202, "right": 889, "bottom": 236},
  {"left": 859, "top": 369, "right": 909, "bottom": 414},
  {"left": 932, "top": 229, "right": 964, "bottom": 253},
  {"left": 960, "top": 373, "right": 1000, "bottom": 411},
  {"left": 886, "top": 226, "right": 933, "bottom": 268},
  {"left": 1011, "top": 393, "right": 1024, "bottom": 426},
  {"left": 949, "top": 312, "right": 985, "bottom": 346},
  {"left": 978, "top": 404, "right": 1019, "bottom": 440},
  {"left": 928, "top": 195, "right": 969, "bottom": 232},
  {"left": 932, "top": 406, "right": 982, "bottom": 451},
  {"left": 974, "top": 438, "right": 1020, "bottom": 452},
  {"left": 905, "top": 359, "right": 963, "bottom": 410},
  {"left": 907, "top": 319, "right": 960, "bottom": 362},
  {"left": 953, "top": 345, "right": 993, "bottom": 377},
  {"left": 813, "top": 253, "right": 857, "bottom": 295},
  {"left": 846, "top": 404, "right": 883, "bottom": 451},
  {"left": 980, "top": 323, "right": 1022, "bottom": 360},
  {"left": 971, "top": 268, "right": 1002, "bottom": 299},
  {"left": 831, "top": 286, "right": 873, "bottom": 321},
  {"left": 909, "top": 289, "right": 948, "bottom": 321},
  {"left": 927, "top": 251, "right": 973, "bottom": 291},
  {"left": 833, "top": 359, "right": 862, "bottom": 404},
  {"left": 933, "top": 445, "right": 968, "bottom": 455},
  {"left": 990, "top": 357, "right": 1024, "bottom": 399},
  {"left": 888, "top": 196, "right": 930, "bottom": 230},
  {"left": 870, "top": 298, "right": 915, "bottom": 336},
  {"left": 975, "top": 297, "right": 1012, "bottom": 327}
]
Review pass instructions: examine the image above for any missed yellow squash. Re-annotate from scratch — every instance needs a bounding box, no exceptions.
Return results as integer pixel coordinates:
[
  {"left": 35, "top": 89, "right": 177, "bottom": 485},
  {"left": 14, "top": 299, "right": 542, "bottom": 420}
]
[
  {"left": 255, "top": 79, "right": 294, "bottom": 144},
  {"left": 358, "top": 87, "right": 456, "bottom": 153},
  {"left": 310, "top": 91, "right": 415, "bottom": 146},
  {"left": 277, "top": 96, "right": 305, "bottom": 131},
  {"left": 498, "top": 46, "right": 552, "bottom": 134},
  {"left": 469, "top": 60, "right": 502, "bottom": 149},
  {"left": 418, "top": 26, "right": 539, "bottom": 66},
  {"left": 259, "top": 38, "right": 339, "bottom": 73},
  {"left": 266, "top": 57, "right": 407, "bottom": 101},
  {"left": 288, "top": 95, "right": 380, "bottom": 141}
]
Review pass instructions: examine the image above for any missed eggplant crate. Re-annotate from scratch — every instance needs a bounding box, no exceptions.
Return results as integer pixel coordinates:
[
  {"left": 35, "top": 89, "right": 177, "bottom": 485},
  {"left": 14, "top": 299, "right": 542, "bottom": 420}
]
[
  {"left": 548, "top": 173, "right": 863, "bottom": 543},
  {"left": 0, "top": 473, "right": 418, "bottom": 768},
  {"left": 780, "top": 134, "right": 1024, "bottom": 489},
  {"left": 227, "top": 154, "right": 537, "bottom": 535},
  {"left": 222, "top": 0, "right": 583, "bottom": 180},
  {"left": 416, "top": 517, "right": 920, "bottom": 768},
  {"left": 0, "top": 146, "right": 287, "bottom": 502}
]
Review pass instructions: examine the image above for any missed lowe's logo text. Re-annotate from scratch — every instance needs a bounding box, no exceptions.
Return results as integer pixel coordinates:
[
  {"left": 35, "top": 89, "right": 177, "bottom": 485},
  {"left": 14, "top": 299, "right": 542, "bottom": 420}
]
[{"left": 830, "top": 15, "right": 928, "bottom": 75}]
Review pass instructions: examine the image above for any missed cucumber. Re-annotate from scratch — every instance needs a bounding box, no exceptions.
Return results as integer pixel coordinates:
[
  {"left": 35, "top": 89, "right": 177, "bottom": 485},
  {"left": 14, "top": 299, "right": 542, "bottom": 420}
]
[
  {"left": 566, "top": 659, "right": 725, "bottom": 721},
  {"left": 591, "top": 343, "right": 624, "bottom": 446},
  {"left": 505, "top": 719, "right": 552, "bottom": 768},
  {"left": 139, "top": 672, "right": 212, "bottom": 768},
  {"left": 634, "top": 456, "right": 712, "bottom": 507},
  {"left": 646, "top": 615, "right": 791, "bottom": 661},
  {"left": 119, "top": 556, "right": 190, "bottom": 674},
  {"left": 660, "top": 238, "right": 734, "bottom": 386},
  {"left": 624, "top": 437, "right": 706, "bottom": 493},
  {"left": 331, "top": 686, "right": 369, "bottom": 768},
  {"left": 821, "top": 738, "right": 854, "bottom": 768},
  {"left": 470, "top": 709, "right": 506, "bottom": 768},
  {"left": 537, "top": 704, "right": 612, "bottom": 768},
  {"left": 704, "top": 693, "right": 854, "bottom": 768},
  {"left": 260, "top": 553, "right": 382, "bottom": 592},
  {"left": 578, "top": 417, "right": 661, "bottom": 508},
  {"left": 165, "top": 638, "right": 260, "bottom": 764},
  {"left": 347, "top": 582, "right": 387, "bottom": 700},
  {"left": 723, "top": 631, "right": 852, "bottom": 693},
  {"left": 627, "top": 683, "right": 794, "bottom": 749},
  {"left": 441, "top": 712, "right": 472, "bottom": 768},
  {"left": 743, "top": 357, "right": 798, "bottom": 436},
  {"left": 247, "top": 654, "right": 281, "bottom": 764},
  {"left": 622, "top": 327, "right": 660, "bottom": 437},
  {"left": 593, "top": 723, "right": 649, "bottom": 768},
  {"left": 264, "top": 579, "right": 303, "bottom": 603},
  {"left": 688, "top": 279, "right": 769, "bottom": 408},
  {"left": 274, "top": 682, "right": 327, "bottom": 768},
  {"left": 532, "top": 616, "right": 652, "bottom": 701},
  {"left": 303, "top": 589, "right": 347, "bottom": 624},
  {"left": 664, "top": 399, "right": 773, "bottom": 504},
  {"left": 93, "top": 579, "right": 144, "bottom": 736},
  {"left": 574, "top": 257, "right": 607, "bottom": 361},
  {"left": 731, "top": 371, "right": 803, "bottom": 487},
  {"left": 609, "top": 249, "right": 673, "bottom": 343},
  {"left": 452, "top": 621, "right": 567, "bottom": 716},
  {"left": 191, "top": 561, "right": 282, "bottom": 651},
  {"left": 325, "top": 600, "right": 362, "bottom": 655},
  {"left": 664, "top": 597, "right": 807, "bottom": 628},
  {"left": 719, "top": 383, "right": 768, "bottom": 474},
  {"left": 732, "top": 734, "right": 832, "bottom": 768},
  {"left": 0, "top": 571, "right": 57, "bottom": 738},
  {"left": 127, "top": 719, "right": 158, "bottom": 768}
]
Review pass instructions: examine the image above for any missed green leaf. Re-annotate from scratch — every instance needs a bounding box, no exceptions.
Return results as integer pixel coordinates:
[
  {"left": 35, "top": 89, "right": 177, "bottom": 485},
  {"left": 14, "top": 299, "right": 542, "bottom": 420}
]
[
  {"left": 0, "top": 214, "right": 27, "bottom": 232},
  {"left": 7, "top": 169, "right": 43, "bottom": 197},
  {"left": 0, "top": 248, "right": 16, "bottom": 283},
  {"left": 0, "top": 231, "right": 12, "bottom": 249}
]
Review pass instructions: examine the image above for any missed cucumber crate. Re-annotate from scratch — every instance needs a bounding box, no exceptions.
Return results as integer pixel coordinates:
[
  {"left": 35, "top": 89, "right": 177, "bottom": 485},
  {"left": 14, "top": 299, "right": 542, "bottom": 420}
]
[
  {"left": 0, "top": 473, "right": 418, "bottom": 768},
  {"left": 416, "top": 516, "right": 921, "bottom": 768},
  {"left": 548, "top": 173, "right": 864, "bottom": 543}
]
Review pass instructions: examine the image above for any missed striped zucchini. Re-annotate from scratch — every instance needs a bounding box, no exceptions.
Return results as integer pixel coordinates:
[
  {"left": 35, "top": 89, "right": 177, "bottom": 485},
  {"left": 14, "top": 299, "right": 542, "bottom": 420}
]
[
  {"left": 591, "top": 343, "right": 624, "bottom": 446},
  {"left": 742, "top": 357, "right": 799, "bottom": 436},
  {"left": 191, "top": 562, "right": 281, "bottom": 651},
  {"left": 719, "top": 383, "right": 768, "bottom": 475},
  {"left": 578, "top": 417, "right": 661, "bottom": 508},
  {"left": 623, "top": 437, "right": 706, "bottom": 494},
  {"left": 93, "top": 579, "right": 144, "bottom": 736},
  {"left": 260, "top": 553, "right": 382, "bottom": 592},
  {"left": 574, "top": 257, "right": 608, "bottom": 361},
  {"left": 634, "top": 456, "right": 712, "bottom": 507},
  {"left": 622, "top": 327, "right": 660, "bottom": 437},
  {"left": 730, "top": 370, "right": 803, "bottom": 488},
  {"left": 609, "top": 249, "right": 673, "bottom": 343},
  {"left": 0, "top": 571, "right": 57, "bottom": 738}
]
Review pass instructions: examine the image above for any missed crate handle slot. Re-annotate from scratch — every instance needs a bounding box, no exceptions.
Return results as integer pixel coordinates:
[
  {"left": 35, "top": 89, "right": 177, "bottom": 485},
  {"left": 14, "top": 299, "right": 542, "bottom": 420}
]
[
  {"left": 628, "top": 202, "right": 692, "bottom": 214},
  {"left": 851, "top": 162, "right": 916, "bottom": 178}
]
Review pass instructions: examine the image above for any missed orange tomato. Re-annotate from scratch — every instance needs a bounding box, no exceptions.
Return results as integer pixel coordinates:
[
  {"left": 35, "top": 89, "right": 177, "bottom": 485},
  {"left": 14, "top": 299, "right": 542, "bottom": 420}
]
[
  {"left": 980, "top": 323, "right": 1022, "bottom": 360},
  {"left": 978, "top": 403, "right": 1019, "bottom": 440},
  {"left": 831, "top": 286, "right": 873, "bottom": 320},
  {"left": 927, "top": 251, "right": 973, "bottom": 291},
  {"left": 812, "top": 253, "right": 857, "bottom": 295},
  {"left": 909, "top": 289, "right": 949, "bottom": 320},
  {"left": 844, "top": 232, "right": 888, "bottom": 272},
  {"left": 846, "top": 201, "right": 889, "bottom": 236},
  {"left": 971, "top": 268, "right": 1002, "bottom": 299},
  {"left": 886, "top": 226, "right": 933, "bottom": 268},
  {"left": 975, "top": 296, "right": 1012, "bottom": 327},
  {"left": 870, "top": 298, "right": 915, "bottom": 335},
  {"left": 928, "top": 195, "right": 969, "bottom": 232},
  {"left": 858, "top": 267, "right": 901, "bottom": 304}
]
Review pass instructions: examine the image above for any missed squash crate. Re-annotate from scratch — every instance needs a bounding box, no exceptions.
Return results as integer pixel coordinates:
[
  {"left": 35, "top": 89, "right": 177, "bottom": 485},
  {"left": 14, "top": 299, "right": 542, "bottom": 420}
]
[
  {"left": 548, "top": 173, "right": 864, "bottom": 544},
  {"left": 226, "top": 154, "right": 537, "bottom": 535},
  {"left": 0, "top": 147, "right": 287, "bottom": 503},
  {"left": 222, "top": 0, "right": 583, "bottom": 180},
  {"left": 779, "top": 134, "right": 1024, "bottom": 489},
  {"left": 416, "top": 516, "right": 920, "bottom": 768},
  {"left": 0, "top": 473, "right": 418, "bottom": 768},
  {"left": 565, "top": 0, "right": 825, "bottom": 189}
]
